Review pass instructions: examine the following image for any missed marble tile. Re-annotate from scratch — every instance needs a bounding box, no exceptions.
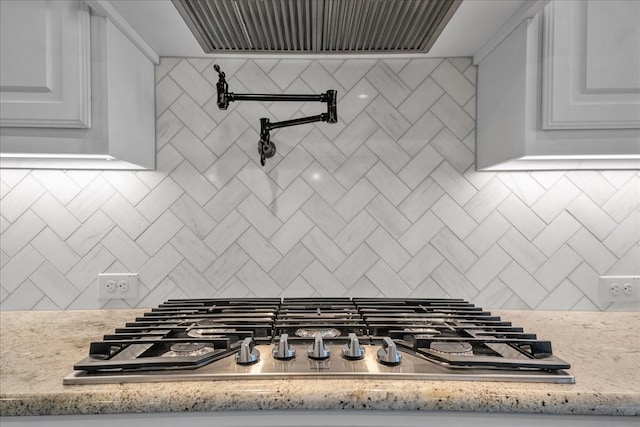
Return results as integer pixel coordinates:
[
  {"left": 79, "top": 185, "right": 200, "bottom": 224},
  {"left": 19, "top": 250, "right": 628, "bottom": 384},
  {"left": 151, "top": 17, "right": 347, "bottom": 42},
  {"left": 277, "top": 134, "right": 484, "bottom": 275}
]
[
  {"left": 30, "top": 262, "right": 79, "bottom": 309},
  {"left": 431, "top": 228, "right": 477, "bottom": 273},
  {"left": 333, "top": 113, "right": 378, "bottom": 158},
  {"left": 431, "top": 59, "right": 475, "bottom": 106},
  {"left": 498, "top": 228, "right": 547, "bottom": 274},
  {"left": 334, "top": 244, "right": 378, "bottom": 288},
  {"left": 66, "top": 211, "right": 115, "bottom": 257},
  {"left": 170, "top": 194, "right": 217, "bottom": 239},
  {"left": 138, "top": 244, "right": 183, "bottom": 289},
  {"left": 429, "top": 128, "right": 474, "bottom": 174},
  {"left": 302, "top": 227, "right": 346, "bottom": 271},
  {"left": 270, "top": 211, "right": 314, "bottom": 255},
  {"left": 170, "top": 227, "right": 215, "bottom": 272},
  {"left": 431, "top": 194, "right": 477, "bottom": 240},
  {"left": 333, "top": 60, "right": 377, "bottom": 90},
  {"left": 365, "top": 260, "right": 413, "bottom": 297},
  {"left": 301, "top": 194, "right": 346, "bottom": 239},
  {"left": 399, "top": 244, "right": 444, "bottom": 288},
  {"left": 365, "top": 95, "right": 411, "bottom": 140},
  {"left": 398, "top": 77, "right": 444, "bottom": 124},
  {"left": 498, "top": 195, "right": 546, "bottom": 241},
  {"left": 169, "top": 59, "right": 216, "bottom": 106},
  {"left": 269, "top": 178, "right": 314, "bottom": 222},
  {"left": 237, "top": 227, "right": 282, "bottom": 271},
  {"left": 102, "top": 193, "right": 150, "bottom": 240},
  {"left": 398, "top": 144, "right": 443, "bottom": 190},
  {"left": 568, "top": 228, "right": 617, "bottom": 275},
  {"left": 365, "top": 62, "right": 411, "bottom": 107},
  {"left": 269, "top": 244, "right": 314, "bottom": 287},
  {"left": 155, "top": 76, "right": 182, "bottom": 116},
  {"left": 203, "top": 210, "right": 250, "bottom": 256},
  {"left": 366, "top": 227, "right": 411, "bottom": 272},
  {"left": 398, "top": 177, "right": 444, "bottom": 222},
  {"left": 397, "top": 58, "right": 443, "bottom": 89},
  {"left": 102, "top": 227, "right": 149, "bottom": 272},
  {"left": 204, "top": 178, "right": 250, "bottom": 222},
  {"left": 335, "top": 178, "right": 378, "bottom": 222},
  {"left": 0, "top": 246, "right": 45, "bottom": 293},
  {"left": 170, "top": 93, "right": 216, "bottom": 140},
  {"left": 136, "top": 177, "right": 184, "bottom": 223},
  {"left": 333, "top": 145, "right": 378, "bottom": 190},
  {"left": 533, "top": 245, "right": 583, "bottom": 291},
  {"left": 238, "top": 194, "right": 283, "bottom": 239},
  {"left": 365, "top": 194, "right": 411, "bottom": 239},
  {"left": 301, "top": 260, "right": 347, "bottom": 296},
  {"left": 30, "top": 170, "right": 81, "bottom": 205},
  {"left": 431, "top": 94, "right": 474, "bottom": 140},
  {"left": 1, "top": 210, "right": 45, "bottom": 257},
  {"left": 366, "top": 162, "right": 410, "bottom": 206},
  {"left": 397, "top": 111, "right": 444, "bottom": 156},
  {"left": 567, "top": 194, "right": 617, "bottom": 241},
  {"left": 334, "top": 210, "right": 378, "bottom": 255},
  {"left": 464, "top": 211, "right": 511, "bottom": 257},
  {"left": 398, "top": 211, "right": 444, "bottom": 256},
  {"left": 499, "top": 262, "right": 547, "bottom": 308},
  {"left": 31, "top": 228, "right": 79, "bottom": 275}
]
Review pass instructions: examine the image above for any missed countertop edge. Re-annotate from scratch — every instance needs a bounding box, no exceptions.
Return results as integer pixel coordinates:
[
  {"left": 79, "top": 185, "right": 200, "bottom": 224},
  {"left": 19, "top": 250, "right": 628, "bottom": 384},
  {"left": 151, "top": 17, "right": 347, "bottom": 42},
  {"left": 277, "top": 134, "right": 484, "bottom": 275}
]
[{"left": 2, "top": 385, "right": 639, "bottom": 417}]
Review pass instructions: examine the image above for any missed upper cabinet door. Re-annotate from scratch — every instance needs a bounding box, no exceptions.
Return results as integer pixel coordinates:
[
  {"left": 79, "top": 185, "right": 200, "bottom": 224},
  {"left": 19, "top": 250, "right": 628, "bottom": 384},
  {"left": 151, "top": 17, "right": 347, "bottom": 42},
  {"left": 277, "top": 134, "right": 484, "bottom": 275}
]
[
  {"left": 0, "top": 0, "right": 91, "bottom": 128},
  {"left": 541, "top": 0, "right": 640, "bottom": 130}
]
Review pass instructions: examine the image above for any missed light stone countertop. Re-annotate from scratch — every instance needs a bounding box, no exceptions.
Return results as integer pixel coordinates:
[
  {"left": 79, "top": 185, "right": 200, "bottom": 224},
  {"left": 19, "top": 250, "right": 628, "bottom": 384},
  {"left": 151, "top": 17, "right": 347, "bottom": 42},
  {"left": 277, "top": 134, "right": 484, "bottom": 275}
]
[{"left": 0, "top": 309, "right": 638, "bottom": 417}]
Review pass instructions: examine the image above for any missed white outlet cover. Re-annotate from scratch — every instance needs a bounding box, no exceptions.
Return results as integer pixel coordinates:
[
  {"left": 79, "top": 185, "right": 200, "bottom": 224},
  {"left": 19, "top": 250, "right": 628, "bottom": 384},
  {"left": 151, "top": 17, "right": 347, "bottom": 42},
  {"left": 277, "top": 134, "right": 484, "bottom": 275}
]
[
  {"left": 98, "top": 273, "right": 138, "bottom": 300},
  {"left": 599, "top": 276, "right": 640, "bottom": 304}
]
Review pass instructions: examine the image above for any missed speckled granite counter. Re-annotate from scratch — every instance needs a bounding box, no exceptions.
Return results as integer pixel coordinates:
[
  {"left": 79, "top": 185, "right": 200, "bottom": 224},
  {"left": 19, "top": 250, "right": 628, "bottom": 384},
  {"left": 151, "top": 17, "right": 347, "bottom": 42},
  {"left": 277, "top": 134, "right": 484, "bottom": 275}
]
[{"left": 0, "top": 309, "right": 638, "bottom": 417}]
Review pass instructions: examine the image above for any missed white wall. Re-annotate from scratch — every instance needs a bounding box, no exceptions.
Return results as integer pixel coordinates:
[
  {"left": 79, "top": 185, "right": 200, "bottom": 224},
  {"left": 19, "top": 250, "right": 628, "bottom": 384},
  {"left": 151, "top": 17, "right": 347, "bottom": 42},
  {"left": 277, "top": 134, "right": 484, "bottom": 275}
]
[{"left": 0, "top": 57, "right": 638, "bottom": 311}]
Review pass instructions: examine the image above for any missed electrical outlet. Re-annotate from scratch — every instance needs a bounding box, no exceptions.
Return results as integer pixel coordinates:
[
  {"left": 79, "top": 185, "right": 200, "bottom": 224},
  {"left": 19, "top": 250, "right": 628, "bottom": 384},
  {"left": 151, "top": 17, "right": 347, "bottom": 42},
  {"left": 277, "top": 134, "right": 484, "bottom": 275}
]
[
  {"left": 599, "top": 276, "right": 640, "bottom": 303},
  {"left": 98, "top": 273, "right": 138, "bottom": 300}
]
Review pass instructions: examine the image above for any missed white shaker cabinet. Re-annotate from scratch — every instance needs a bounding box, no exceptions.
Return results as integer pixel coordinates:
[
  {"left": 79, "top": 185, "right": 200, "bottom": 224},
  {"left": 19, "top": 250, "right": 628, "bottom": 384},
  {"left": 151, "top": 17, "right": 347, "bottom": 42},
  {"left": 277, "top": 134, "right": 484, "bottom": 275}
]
[
  {"left": 476, "top": 0, "right": 640, "bottom": 170},
  {"left": 0, "top": 0, "right": 156, "bottom": 170},
  {"left": 0, "top": 0, "right": 91, "bottom": 128}
]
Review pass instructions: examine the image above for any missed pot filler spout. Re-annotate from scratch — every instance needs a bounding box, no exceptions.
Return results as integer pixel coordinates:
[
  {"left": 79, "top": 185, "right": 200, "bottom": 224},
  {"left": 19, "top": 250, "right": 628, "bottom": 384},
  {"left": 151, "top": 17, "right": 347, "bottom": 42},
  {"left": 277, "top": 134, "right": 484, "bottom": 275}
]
[{"left": 214, "top": 64, "right": 338, "bottom": 167}]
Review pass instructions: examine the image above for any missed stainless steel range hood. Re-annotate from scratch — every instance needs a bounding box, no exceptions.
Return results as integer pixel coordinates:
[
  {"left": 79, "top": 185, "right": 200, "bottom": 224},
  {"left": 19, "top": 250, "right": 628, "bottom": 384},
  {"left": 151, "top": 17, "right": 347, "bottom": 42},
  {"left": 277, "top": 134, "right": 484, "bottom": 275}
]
[{"left": 172, "top": 0, "right": 463, "bottom": 54}]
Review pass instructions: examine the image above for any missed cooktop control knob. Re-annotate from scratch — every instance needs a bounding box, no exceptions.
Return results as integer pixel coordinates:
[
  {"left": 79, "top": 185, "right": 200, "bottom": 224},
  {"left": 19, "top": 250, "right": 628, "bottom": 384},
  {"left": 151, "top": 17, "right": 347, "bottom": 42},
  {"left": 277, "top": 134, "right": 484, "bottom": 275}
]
[
  {"left": 272, "top": 333, "right": 296, "bottom": 360},
  {"left": 377, "top": 337, "right": 402, "bottom": 366},
  {"left": 341, "top": 333, "right": 365, "bottom": 360},
  {"left": 236, "top": 337, "right": 260, "bottom": 365},
  {"left": 307, "top": 333, "right": 330, "bottom": 360}
]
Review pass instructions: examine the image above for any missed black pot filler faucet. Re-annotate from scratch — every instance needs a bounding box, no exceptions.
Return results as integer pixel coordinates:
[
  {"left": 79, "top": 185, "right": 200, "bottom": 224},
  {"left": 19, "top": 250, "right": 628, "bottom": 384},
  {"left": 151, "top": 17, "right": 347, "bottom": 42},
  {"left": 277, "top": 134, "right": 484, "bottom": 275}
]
[{"left": 213, "top": 64, "right": 338, "bottom": 167}]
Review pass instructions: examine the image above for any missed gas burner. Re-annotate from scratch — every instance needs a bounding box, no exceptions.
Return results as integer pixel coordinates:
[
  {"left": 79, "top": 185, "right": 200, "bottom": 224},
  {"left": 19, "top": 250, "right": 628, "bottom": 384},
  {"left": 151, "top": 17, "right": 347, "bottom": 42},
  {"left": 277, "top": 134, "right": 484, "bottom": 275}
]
[
  {"left": 185, "top": 319, "right": 237, "bottom": 338},
  {"left": 430, "top": 342, "right": 474, "bottom": 356},
  {"left": 163, "top": 343, "right": 214, "bottom": 357},
  {"left": 295, "top": 328, "right": 340, "bottom": 338},
  {"left": 196, "top": 319, "right": 222, "bottom": 327},
  {"left": 187, "top": 328, "right": 234, "bottom": 338}
]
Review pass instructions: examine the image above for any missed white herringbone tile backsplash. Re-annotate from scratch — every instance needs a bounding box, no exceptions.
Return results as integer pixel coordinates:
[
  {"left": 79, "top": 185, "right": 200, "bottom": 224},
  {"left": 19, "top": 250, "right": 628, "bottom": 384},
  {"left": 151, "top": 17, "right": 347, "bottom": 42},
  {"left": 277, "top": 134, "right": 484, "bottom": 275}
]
[{"left": 1, "top": 57, "right": 639, "bottom": 311}]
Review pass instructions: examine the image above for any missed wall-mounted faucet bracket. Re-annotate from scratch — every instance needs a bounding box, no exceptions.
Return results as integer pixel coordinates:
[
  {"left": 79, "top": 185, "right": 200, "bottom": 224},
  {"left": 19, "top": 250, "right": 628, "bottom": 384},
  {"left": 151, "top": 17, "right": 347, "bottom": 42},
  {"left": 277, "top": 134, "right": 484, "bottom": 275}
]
[{"left": 214, "top": 64, "right": 337, "bottom": 166}]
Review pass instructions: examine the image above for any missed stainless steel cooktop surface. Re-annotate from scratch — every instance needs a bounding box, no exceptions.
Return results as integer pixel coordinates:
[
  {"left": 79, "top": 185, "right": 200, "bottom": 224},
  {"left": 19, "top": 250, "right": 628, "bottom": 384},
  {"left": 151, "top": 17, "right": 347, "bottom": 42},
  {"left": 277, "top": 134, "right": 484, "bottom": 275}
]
[{"left": 64, "top": 298, "right": 574, "bottom": 385}]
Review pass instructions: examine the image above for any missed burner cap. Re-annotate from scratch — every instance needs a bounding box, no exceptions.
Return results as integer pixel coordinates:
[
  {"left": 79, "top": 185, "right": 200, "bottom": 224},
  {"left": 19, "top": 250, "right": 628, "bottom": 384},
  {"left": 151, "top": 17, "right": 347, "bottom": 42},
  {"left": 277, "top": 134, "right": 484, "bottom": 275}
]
[
  {"left": 295, "top": 328, "right": 340, "bottom": 338},
  {"left": 170, "top": 343, "right": 205, "bottom": 354},
  {"left": 430, "top": 342, "right": 473, "bottom": 356},
  {"left": 196, "top": 319, "right": 221, "bottom": 327}
]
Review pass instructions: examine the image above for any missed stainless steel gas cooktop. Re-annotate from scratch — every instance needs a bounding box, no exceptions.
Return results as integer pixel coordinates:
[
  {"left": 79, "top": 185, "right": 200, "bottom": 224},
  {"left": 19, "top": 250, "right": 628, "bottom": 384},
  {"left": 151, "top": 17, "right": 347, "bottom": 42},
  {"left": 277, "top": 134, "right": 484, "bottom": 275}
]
[{"left": 64, "top": 298, "right": 574, "bottom": 385}]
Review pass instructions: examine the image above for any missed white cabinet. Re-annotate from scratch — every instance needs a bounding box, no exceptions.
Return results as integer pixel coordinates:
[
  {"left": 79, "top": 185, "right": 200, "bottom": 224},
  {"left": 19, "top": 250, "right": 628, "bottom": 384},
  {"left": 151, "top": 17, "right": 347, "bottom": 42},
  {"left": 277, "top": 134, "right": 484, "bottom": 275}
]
[
  {"left": 0, "top": 0, "right": 91, "bottom": 128},
  {"left": 476, "top": 0, "right": 640, "bottom": 170},
  {"left": 0, "top": 0, "right": 157, "bottom": 170}
]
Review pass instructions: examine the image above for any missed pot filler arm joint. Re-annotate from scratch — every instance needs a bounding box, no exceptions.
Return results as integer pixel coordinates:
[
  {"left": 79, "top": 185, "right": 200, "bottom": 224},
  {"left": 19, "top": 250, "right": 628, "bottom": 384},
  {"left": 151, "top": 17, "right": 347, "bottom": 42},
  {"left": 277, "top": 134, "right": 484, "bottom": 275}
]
[{"left": 213, "top": 64, "right": 338, "bottom": 167}]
